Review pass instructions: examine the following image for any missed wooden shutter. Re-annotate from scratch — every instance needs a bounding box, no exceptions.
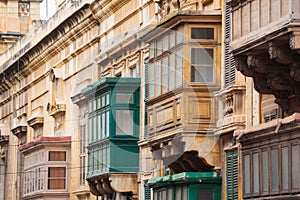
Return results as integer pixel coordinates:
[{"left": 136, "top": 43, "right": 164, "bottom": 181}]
[
  {"left": 144, "top": 183, "right": 151, "bottom": 200},
  {"left": 144, "top": 59, "right": 149, "bottom": 138},
  {"left": 224, "top": 4, "right": 236, "bottom": 87},
  {"left": 226, "top": 150, "right": 238, "bottom": 200}
]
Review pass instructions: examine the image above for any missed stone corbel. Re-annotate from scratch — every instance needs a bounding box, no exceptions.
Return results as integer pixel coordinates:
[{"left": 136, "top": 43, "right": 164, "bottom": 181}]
[
  {"left": 289, "top": 63, "right": 300, "bottom": 82},
  {"left": 235, "top": 55, "right": 255, "bottom": 77},
  {"left": 268, "top": 42, "right": 294, "bottom": 65},
  {"left": 290, "top": 33, "right": 300, "bottom": 54},
  {"left": 253, "top": 74, "right": 273, "bottom": 94},
  {"left": 266, "top": 72, "right": 293, "bottom": 91}
]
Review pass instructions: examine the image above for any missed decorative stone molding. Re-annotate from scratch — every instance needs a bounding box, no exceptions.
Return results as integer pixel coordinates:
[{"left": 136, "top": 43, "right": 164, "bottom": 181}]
[
  {"left": 201, "top": 0, "right": 213, "bottom": 6},
  {"left": 0, "top": 135, "right": 9, "bottom": 159}
]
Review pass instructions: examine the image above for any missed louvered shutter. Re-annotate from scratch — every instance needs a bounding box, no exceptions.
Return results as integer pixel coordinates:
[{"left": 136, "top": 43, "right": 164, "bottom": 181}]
[
  {"left": 226, "top": 150, "right": 238, "bottom": 200},
  {"left": 144, "top": 183, "right": 151, "bottom": 200},
  {"left": 144, "top": 59, "right": 149, "bottom": 138},
  {"left": 224, "top": 4, "right": 236, "bottom": 87}
]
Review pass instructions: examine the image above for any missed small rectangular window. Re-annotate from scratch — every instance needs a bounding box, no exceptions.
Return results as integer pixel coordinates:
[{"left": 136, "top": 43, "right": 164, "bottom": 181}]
[
  {"left": 49, "top": 151, "right": 66, "bottom": 161},
  {"left": 116, "top": 93, "right": 133, "bottom": 103},
  {"left": 191, "top": 48, "right": 214, "bottom": 83},
  {"left": 191, "top": 28, "right": 214, "bottom": 40}
]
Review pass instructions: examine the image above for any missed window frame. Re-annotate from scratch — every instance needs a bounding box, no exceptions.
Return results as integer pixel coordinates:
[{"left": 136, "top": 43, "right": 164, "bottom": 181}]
[
  {"left": 189, "top": 46, "right": 216, "bottom": 84},
  {"left": 242, "top": 141, "right": 300, "bottom": 199}
]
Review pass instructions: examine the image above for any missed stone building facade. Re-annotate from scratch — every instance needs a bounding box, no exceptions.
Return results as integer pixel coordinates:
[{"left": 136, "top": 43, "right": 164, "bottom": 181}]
[{"left": 0, "top": 0, "right": 299, "bottom": 200}]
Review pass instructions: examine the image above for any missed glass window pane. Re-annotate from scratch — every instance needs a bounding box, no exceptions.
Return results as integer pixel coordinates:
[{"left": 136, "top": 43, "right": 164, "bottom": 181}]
[
  {"left": 115, "top": 110, "right": 133, "bottom": 135},
  {"left": 106, "top": 110, "right": 110, "bottom": 138},
  {"left": 253, "top": 153, "right": 259, "bottom": 193},
  {"left": 116, "top": 93, "right": 133, "bottom": 103},
  {"left": 98, "top": 115, "right": 102, "bottom": 140},
  {"left": 162, "top": 190, "right": 166, "bottom": 200},
  {"left": 282, "top": 147, "right": 289, "bottom": 190},
  {"left": 155, "top": 60, "right": 161, "bottom": 95},
  {"left": 131, "top": 67, "right": 137, "bottom": 78},
  {"left": 93, "top": 116, "right": 97, "bottom": 142},
  {"left": 154, "top": 190, "right": 158, "bottom": 200},
  {"left": 191, "top": 48, "right": 214, "bottom": 83},
  {"left": 150, "top": 42, "right": 155, "bottom": 58},
  {"left": 106, "top": 93, "right": 110, "bottom": 106},
  {"left": 176, "top": 49, "right": 183, "bottom": 87},
  {"left": 170, "top": 54, "right": 175, "bottom": 90},
  {"left": 244, "top": 154, "right": 250, "bottom": 194},
  {"left": 163, "top": 35, "right": 168, "bottom": 51},
  {"left": 149, "top": 63, "right": 155, "bottom": 98},
  {"left": 170, "top": 31, "right": 175, "bottom": 48},
  {"left": 191, "top": 28, "right": 214, "bottom": 40},
  {"left": 182, "top": 186, "right": 188, "bottom": 200},
  {"left": 197, "top": 188, "right": 214, "bottom": 200},
  {"left": 167, "top": 188, "right": 173, "bottom": 200},
  {"left": 262, "top": 151, "right": 269, "bottom": 193},
  {"left": 162, "top": 57, "right": 169, "bottom": 93},
  {"left": 176, "top": 187, "right": 181, "bottom": 200},
  {"left": 97, "top": 97, "right": 101, "bottom": 109},
  {"left": 292, "top": 145, "right": 299, "bottom": 189},
  {"left": 157, "top": 40, "right": 163, "bottom": 55},
  {"left": 271, "top": 149, "right": 279, "bottom": 192},
  {"left": 102, "top": 113, "right": 105, "bottom": 138},
  {"left": 176, "top": 27, "right": 183, "bottom": 44}
]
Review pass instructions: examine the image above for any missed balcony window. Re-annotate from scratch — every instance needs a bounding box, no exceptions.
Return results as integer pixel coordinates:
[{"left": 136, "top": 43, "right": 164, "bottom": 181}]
[
  {"left": 148, "top": 27, "right": 184, "bottom": 99},
  {"left": 82, "top": 78, "right": 140, "bottom": 178},
  {"left": 242, "top": 142, "right": 300, "bottom": 198},
  {"left": 149, "top": 173, "right": 221, "bottom": 200}
]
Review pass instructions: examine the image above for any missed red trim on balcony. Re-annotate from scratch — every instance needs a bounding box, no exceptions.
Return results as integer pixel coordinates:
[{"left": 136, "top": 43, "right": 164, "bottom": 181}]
[{"left": 19, "top": 136, "right": 71, "bottom": 150}]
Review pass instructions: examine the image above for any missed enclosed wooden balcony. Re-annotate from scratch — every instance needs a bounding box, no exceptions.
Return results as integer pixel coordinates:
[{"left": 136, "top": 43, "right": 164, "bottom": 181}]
[{"left": 228, "top": 0, "right": 300, "bottom": 115}]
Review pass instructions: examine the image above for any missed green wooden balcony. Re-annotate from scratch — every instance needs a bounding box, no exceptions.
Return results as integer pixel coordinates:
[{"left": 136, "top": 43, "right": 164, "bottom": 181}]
[{"left": 82, "top": 77, "right": 140, "bottom": 179}]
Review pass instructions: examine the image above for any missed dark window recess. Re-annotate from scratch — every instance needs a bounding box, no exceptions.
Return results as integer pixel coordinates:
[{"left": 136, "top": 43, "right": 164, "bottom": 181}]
[
  {"left": 264, "top": 109, "right": 278, "bottom": 123},
  {"left": 191, "top": 28, "right": 214, "bottom": 40},
  {"left": 197, "top": 188, "right": 214, "bottom": 200}
]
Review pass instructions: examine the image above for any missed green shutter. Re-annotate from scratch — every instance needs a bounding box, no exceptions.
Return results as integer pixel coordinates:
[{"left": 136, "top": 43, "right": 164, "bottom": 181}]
[
  {"left": 144, "top": 183, "right": 151, "bottom": 200},
  {"left": 226, "top": 150, "right": 238, "bottom": 200}
]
